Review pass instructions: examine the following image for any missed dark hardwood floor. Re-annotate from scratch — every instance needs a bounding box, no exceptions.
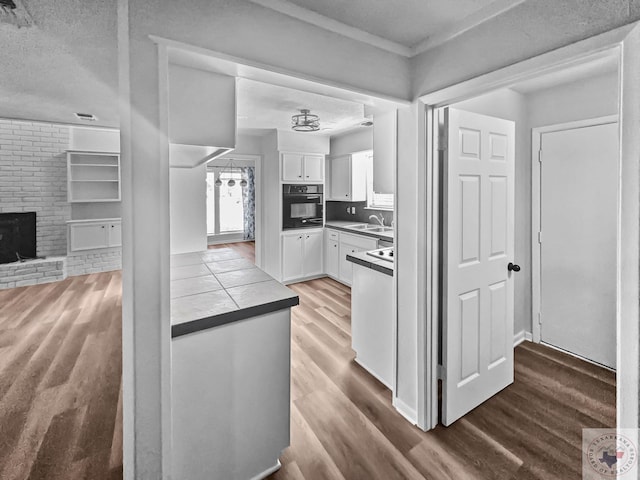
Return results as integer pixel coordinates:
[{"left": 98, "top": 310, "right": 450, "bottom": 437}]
[
  {"left": 0, "top": 271, "right": 123, "bottom": 480},
  {"left": 270, "top": 277, "right": 616, "bottom": 479},
  {"left": 0, "top": 240, "right": 615, "bottom": 479}
]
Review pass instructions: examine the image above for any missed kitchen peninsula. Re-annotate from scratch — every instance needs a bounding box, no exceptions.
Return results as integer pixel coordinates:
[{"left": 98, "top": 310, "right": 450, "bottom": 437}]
[{"left": 170, "top": 247, "right": 298, "bottom": 480}]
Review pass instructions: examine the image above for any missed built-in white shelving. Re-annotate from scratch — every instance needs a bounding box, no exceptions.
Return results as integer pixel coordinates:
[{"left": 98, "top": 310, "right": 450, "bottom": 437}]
[{"left": 67, "top": 151, "right": 121, "bottom": 203}]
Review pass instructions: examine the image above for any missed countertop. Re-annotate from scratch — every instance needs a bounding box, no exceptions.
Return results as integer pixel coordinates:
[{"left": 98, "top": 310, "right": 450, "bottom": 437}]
[
  {"left": 325, "top": 220, "right": 394, "bottom": 242},
  {"left": 170, "top": 248, "right": 299, "bottom": 338},
  {"left": 346, "top": 249, "right": 394, "bottom": 276}
]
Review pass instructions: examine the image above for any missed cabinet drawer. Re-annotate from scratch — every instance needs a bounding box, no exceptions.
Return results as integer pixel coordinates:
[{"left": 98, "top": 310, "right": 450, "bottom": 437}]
[
  {"left": 326, "top": 229, "right": 339, "bottom": 241},
  {"left": 339, "top": 232, "right": 378, "bottom": 250}
]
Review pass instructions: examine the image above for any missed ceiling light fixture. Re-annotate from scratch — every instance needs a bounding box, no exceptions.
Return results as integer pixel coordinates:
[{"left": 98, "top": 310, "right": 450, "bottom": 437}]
[
  {"left": 291, "top": 109, "right": 320, "bottom": 132},
  {"left": 214, "top": 159, "right": 248, "bottom": 188},
  {"left": 0, "top": 0, "right": 33, "bottom": 28}
]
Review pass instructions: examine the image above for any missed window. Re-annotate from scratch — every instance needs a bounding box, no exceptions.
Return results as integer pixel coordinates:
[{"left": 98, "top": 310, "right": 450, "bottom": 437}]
[{"left": 206, "top": 168, "right": 244, "bottom": 236}]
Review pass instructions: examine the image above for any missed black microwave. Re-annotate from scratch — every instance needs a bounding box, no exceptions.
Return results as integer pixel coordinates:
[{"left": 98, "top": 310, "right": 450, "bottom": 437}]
[{"left": 282, "top": 184, "right": 324, "bottom": 230}]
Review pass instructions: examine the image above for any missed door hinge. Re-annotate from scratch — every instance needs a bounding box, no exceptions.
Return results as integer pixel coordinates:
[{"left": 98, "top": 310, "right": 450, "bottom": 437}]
[
  {"left": 538, "top": 231, "right": 542, "bottom": 244},
  {"left": 538, "top": 312, "right": 542, "bottom": 325},
  {"left": 437, "top": 364, "right": 446, "bottom": 380},
  {"left": 538, "top": 149, "right": 543, "bottom": 163}
]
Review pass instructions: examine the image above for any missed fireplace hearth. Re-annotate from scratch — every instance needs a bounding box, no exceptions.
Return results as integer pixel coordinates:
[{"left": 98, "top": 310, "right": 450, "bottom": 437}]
[{"left": 0, "top": 212, "right": 37, "bottom": 264}]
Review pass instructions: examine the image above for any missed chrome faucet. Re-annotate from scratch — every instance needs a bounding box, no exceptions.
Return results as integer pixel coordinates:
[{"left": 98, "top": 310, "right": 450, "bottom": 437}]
[{"left": 369, "top": 213, "right": 384, "bottom": 226}]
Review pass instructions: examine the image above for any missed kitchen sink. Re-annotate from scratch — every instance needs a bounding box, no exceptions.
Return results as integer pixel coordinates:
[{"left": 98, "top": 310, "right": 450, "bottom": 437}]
[
  {"left": 345, "top": 224, "right": 370, "bottom": 230},
  {"left": 367, "top": 227, "right": 393, "bottom": 233}
]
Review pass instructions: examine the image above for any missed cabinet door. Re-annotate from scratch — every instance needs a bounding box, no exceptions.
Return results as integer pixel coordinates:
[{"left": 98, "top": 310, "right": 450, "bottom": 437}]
[
  {"left": 325, "top": 239, "right": 339, "bottom": 278},
  {"left": 303, "top": 155, "right": 324, "bottom": 182},
  {"left": 108, "top": 222, "right": 122, "bottom": 247},
  {"left": 282, "top": 153, "right": 304, "bottom": 182},
  {"left": 70, "top": 223, "right": 109, "bottom": 251},
  {"left": 331, "top": 156, "right": 351, "bottom": 200},
  {"left": 339, "top": 242, "right": 357, "bottom": 285},
  {"left": 281, "top": 233, "right": 304, "bottom": 281},
  {"left": 350, "top": 152, "right": 370, "bottom": 202},
  {"left": 302, "top": 230, "right": 323, "bottom": 277}
]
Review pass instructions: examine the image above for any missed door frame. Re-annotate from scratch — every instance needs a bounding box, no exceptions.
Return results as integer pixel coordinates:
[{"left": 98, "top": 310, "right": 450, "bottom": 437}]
[
  {"left": 531, "top": 115, "right": 619, "bottom": 344},
  {"left": 207, "top": 153, "right": 263, "bottom": 263},
  {"left": 417, "top": 22, "right": 640, "bottom": 432}
]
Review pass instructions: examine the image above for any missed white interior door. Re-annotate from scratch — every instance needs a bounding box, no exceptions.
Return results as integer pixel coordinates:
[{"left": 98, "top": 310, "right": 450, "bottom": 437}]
[
  {"left": 538, "top": 121, "right": 618, "bottom": 369},
  {"left": 442, "top": 108, "right": 515, "bottom": 426}
]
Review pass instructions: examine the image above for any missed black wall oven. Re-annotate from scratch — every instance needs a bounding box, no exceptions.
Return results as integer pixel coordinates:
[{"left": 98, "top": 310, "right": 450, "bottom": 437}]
[{"left": 282, "top": 184, "right": 323, "bottom": 230}]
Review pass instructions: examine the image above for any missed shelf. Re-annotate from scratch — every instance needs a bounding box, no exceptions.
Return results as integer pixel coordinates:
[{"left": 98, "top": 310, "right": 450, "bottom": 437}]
[
  {"left": 70, "top": 180, "right": 119, "bottom": 183},
  {"left": 68, "top": 151, "right": 121, "bottom": 203},
  {"left": 71, "top": 163, "right": 119, "bottom": 167}
]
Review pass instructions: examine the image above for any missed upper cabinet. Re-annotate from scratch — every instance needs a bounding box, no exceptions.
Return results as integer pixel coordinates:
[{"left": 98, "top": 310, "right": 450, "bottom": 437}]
[
  {"left": 168, "top": 64, "right": 236, "bottom": 167},
  {"left": 373, "top": 110, "right": 397, "bottom": 195},
  {"left": 329, "top": 152, "right": 369, "bottom": 201},
  {"left": 281, "top": 153, "right": 324, "bottom": 182}
]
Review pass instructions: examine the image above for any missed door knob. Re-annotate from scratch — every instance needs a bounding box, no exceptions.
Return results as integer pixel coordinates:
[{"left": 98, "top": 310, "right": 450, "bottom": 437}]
[{"left": 508, "top": 262, "right": 520, "bottom": 272}]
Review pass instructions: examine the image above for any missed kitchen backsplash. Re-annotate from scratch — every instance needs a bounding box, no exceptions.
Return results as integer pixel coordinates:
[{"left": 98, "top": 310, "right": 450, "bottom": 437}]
[{"left": 326, "top": 201, "right": 394, "bottom": 226}]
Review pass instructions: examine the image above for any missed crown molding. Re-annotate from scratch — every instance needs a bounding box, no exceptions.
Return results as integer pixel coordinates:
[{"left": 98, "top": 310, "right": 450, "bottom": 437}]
[
  {"left": 249, "top": 0, "right": 527, "bottom": 59},
  {"left": 411, "top": 0, "right": 527, "bottom": 55}
]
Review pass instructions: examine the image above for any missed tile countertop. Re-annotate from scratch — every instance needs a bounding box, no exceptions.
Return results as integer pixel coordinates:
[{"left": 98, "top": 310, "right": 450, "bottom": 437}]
[
  {"left": 170, "top": 248, "right": 299, "bottom": 338},
  {"left": 346, "top": 250, "right": 394, "bottom": 276},
  {"left": 324, "top": 220, "right": 394, "bottom": 242}
]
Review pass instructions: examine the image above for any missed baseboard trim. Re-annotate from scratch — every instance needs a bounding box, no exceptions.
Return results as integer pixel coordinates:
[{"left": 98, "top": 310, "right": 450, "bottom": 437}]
[
  {"left": 353, "top": 357, "right": 392, "bottom": 389},
  {"left": 251, "top": 460, "right": 281, "bottom": 480},
  {"left": 393, "top": 397, "right": 417, "bottom": 425},
  {"left": 514, "top": 330, "right": 534, "bottom": 346}
]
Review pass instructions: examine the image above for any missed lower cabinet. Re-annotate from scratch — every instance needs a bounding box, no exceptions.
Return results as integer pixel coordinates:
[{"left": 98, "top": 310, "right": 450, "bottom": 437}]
[
  {"left": 281, "top": 229, "right": 323, "bottom": 282},
  {"left": 68, "top": 219, "right": 122, "bottom": 252},
  {"left": 325, "top": 228, "right": 378, "bottom": 286},
  {"left": 324, "top": 229, "right": 340, "bottom": 279}
]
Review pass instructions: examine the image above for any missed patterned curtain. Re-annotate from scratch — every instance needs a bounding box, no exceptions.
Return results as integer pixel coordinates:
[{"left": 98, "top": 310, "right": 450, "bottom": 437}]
[{"left": 241, "top": 167, "right": 255, "bottom": 240}]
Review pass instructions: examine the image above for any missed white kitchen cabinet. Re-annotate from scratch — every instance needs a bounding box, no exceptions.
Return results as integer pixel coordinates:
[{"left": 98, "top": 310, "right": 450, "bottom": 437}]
[
  {"left": 281, "top": 229, "right": 324, "bottom": 282},
  {"left": 329, "top": 152, "right": 369, "bottom": 201},
  {"left": 303, "top": 155, "right": 324, "bottom": 182},
  {"left": 282, "top": 233, "right": 304, "bottom": 281},
  {"left": 324, "top": 229, "right": 340, "bottom": 279},
  {"left": 337, "top": 231, "right": 378, "bottom": 286},
  {"left": 303, "top": 230, "right": 324, "bottom": 277},
  {"left": 68, "top": 218, "right": 122, "bottom": 252},
  {"left": 281, "top": 153, "right": 324, "bottom": 182},
  {"left": 373, "top": 111, "right": 397, "bottom": 195}
]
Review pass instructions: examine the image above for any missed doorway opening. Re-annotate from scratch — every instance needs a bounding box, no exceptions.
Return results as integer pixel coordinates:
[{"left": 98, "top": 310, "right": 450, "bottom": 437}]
[
  {"left": 206, "top": 155, "right": 258, "bottom": 246},
  {"left": 434, "top": 48, "right": 620, "bottom": 427}
]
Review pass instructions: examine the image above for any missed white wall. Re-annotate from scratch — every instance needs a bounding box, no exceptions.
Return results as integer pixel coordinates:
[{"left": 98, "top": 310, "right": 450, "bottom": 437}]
[
  {"left": 69, "top": 126, "right": 120, "bottom": 152},
  {"left": 234, "top": 133, "right": 265, "bottom": 156},
  {"left": 131, "top": 0, "right": 410, "bottom": 101},
  {"left": 169, "top": 165, "right": 207, "bottom": 254},
  {"left": 527, "top": 72, "right": 618, "bottom": 127},
  {"left": 276, "top": 130, "right": 330, "bottom": 154},
  {"left": 329, "top": 128, "right": 373, "bottom": 156},
  {"left": 449, "top": 71, "right": 619, "bottom": 336},
  {"left": 454, "top": 89, "right": 530, "bottom": 335}
]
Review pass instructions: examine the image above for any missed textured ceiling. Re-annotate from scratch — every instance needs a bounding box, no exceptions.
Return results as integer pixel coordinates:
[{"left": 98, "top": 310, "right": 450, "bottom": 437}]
[
  {"left": 285, "top": 0, "right": 500, "bottom": 47},
  {"left": 237, "top": 79, "right": 367, "bottom": 135},
  {"left": 0, "top": 0, "right": 118, "bottom": 127}
]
